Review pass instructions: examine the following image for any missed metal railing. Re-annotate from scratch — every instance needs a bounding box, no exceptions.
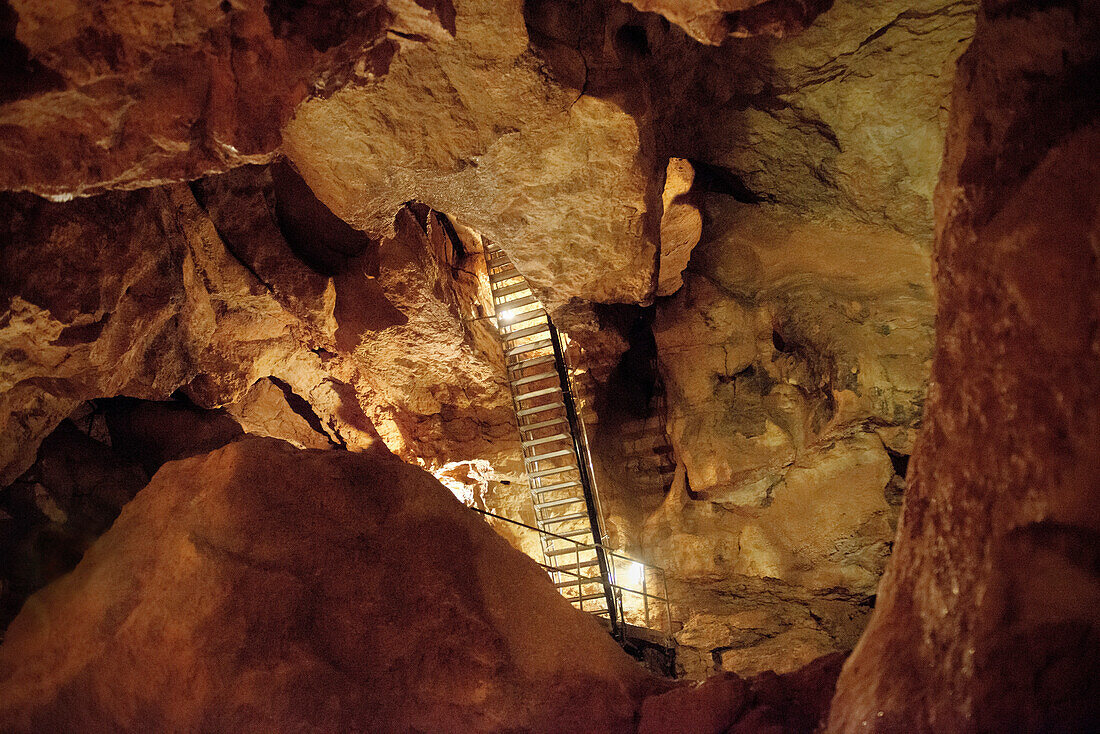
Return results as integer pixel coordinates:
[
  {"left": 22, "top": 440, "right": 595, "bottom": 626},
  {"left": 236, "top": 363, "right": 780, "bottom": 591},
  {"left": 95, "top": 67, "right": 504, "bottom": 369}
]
[{"left": 468, "top": 506, "right": 674, "bottom": 645}]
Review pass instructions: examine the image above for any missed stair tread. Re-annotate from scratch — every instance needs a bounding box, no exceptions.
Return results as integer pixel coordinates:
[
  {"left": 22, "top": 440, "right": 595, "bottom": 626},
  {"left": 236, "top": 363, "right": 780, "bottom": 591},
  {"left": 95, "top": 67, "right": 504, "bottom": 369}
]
[
  {"left": 568, "top": 592, "right": 609, "bottom": 603},
  {"left": 541, "top": 511, "right": 588, "bottom": 525},
  {"left": 509, "top": 354, "right": 556, "bottom": 372},
  {"left": 535, "top": 495, "right": 586, "bottom": 510},
  {"left": 550, "top": 558, "right": 600, "bottom": 572},
  {"left": 518, "top": 416, "right": 568, "bottom": 433},
  {"left": 525, "top": 448, "right": 575, "bottom": 463},
  {"left": 502, "top": 323, "right": 551, "bottom": 343},
  {"left": 511, "top": 371, "right": 557, "bottom": 388},
  {"left": 514, "top": 386, "right": 561, "bottom": 402},
  {"left": 515, "top": 401, "right": 564, "bottom": 418},
  {"left": 521, "top": 433, "right": 570, "bottom": 449},
  {"left": 492, "top": 281, "right": 530, "bottom": 298},
  {"left": 532, "top": 479, "right": 581, "bottom": 493},
  {"left": 505, "top": 338, "right": 552, "bottom": 357},
  {"left": 488, "top": 266, "right": 519, "bottom": 284},
  {"left": 494, "top": 293, "right": 539, "bottom": 311},
  {"left": 555, "top": 576, "right": 604, "bottom": 588},
  {"left": 500, "top": 308, "right": 547, "bottom": 328},
  {"left": 529, "top": 464, "right": 576, "bottom": 478},
  {"left": 545, "top": 545, "right": 594, "bottom": 557}
]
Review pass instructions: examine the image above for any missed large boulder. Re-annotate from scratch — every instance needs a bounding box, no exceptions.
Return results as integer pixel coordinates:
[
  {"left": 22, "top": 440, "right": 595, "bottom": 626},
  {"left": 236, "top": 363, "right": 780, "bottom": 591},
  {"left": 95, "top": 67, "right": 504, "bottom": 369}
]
[{"left": 0, "top": 437, "right": 658, "bottom": 732}]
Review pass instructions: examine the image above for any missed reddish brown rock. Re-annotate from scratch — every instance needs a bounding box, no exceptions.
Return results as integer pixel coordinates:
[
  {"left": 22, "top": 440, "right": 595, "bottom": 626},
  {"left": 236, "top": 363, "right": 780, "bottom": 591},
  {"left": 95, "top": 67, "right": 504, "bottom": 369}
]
[
  {"left": 620, "top": 0, "right": 830, "bottom": 44},
  {"left": 0, "top": 0, "right": 452, "bottom": 198},
  {"left": 637, "top": 651, "right": 847, "bottom": 734},
  {"left": 0, "top": 437, "right": 660, "bottom": 732},
  {"left": 828, "top": 2, "right": 1100, "bottom": 732}
]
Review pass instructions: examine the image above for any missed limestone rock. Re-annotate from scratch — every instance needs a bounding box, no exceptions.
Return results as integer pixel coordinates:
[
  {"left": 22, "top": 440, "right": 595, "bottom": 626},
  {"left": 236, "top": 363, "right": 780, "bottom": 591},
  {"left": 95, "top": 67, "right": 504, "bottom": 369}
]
[
  {"left": 828, "top": 3, "right": 1100, "bottom": 732},
  {"left": 283, "top": 0, "right": 659, "bottom": 314},
  {"left": 0, "top": 165, "right": 527, "bottom": 497},
  {"left": 0, "top": 437, "right": 658, "bottom": 731},
  {"left": 620, "top": 0, "right": 831, "bottom": 45},
  {"left": 0, "top": 0, "right": 452, "bottom": 197},
  {"left": 668, "top": 575, "right": 870, "bottom": 681},
  {"left": 657, "top": 158, "right": 703, "bottom": 297},
  {"left": 637, "top": 651, "right": 847, "bottom": 734},
  {"left": 225, "top": 378, "right": 333, "bottom": 450}
]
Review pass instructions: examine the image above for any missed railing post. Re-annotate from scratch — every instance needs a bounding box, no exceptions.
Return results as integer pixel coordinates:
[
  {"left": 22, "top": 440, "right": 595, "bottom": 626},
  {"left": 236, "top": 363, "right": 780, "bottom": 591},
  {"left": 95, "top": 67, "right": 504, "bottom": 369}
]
[{"left": 547, "top": 322, "right": 621, "bottom": 638}]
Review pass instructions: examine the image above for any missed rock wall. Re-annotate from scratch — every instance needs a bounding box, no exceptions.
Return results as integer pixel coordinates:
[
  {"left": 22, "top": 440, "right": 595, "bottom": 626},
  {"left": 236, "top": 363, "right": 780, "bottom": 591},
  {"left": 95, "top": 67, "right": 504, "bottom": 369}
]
[
  {"left": 0, "top": 167, "right": 523, "bottom": 492},
  {"left": 283, "top": 0, "right": 661, "bottom": 316},
  {"left": 541, "top": 0, "right": 974, "bottom": 677},
  {"left": 828, "top": 1, "right": 1100, "bottom": 731}
]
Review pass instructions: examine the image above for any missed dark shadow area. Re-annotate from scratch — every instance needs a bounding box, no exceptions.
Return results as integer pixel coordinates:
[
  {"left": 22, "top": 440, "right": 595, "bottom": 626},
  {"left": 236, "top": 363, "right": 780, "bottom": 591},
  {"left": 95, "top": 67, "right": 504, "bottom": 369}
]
[
  {"left": 270, "top": 160, "right": 376, "bottom": 276},
  {"left": 0, "top": 0, "right": 65, "bottom": 105}
]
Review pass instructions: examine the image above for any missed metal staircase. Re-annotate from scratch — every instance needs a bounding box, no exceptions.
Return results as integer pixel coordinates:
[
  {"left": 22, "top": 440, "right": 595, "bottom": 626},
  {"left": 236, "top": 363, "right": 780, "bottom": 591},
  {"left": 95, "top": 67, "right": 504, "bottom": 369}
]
[{"left": 484, "top": 241, "right": 621, "bottom": 631}]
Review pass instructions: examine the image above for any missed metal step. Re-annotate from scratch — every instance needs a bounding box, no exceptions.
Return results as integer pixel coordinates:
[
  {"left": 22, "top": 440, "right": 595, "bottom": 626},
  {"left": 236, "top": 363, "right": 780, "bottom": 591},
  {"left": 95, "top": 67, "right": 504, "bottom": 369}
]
[
  {"left": 558, "top": 527, "right": 595, "bottom": 538},
  {"left": 555, "top": 576, "right": 603, "bottom": 588},
  {"left": 536, "top": 495, "right": 585, "bottom": 510},
  {"left": 514, "top": 386, "right": 560, "bottom": 403},
  {"left": 502, "top": 323, "right": 550, "bottom": 343},
  {"left": 505, "top": 338, "right": 552, "bottom": 358},
  {"left": 545, "top": 543, "right": 595, "bottom": 557},
  {"left": 492, "top": 281, "right": 530, "bottom": 299},
  {"left": 540, "top": 511, "right": 588, "bottom": 525},
  {"left": 529, "top": 464, "right": 576, "bottom": 479},
  {"left": 568, "top": 592, "right": 609, "bottom": 603},
  {"left": 521, "top": 433, "right": 570, "bottom": 449},
  {"left": 518, "top": 416, "right": 568, "bottom": 433},
  {"left": 509, "top": 354, "right": 556, "bottom": 373},
  {"left": 515, "top": 401, "right": 564, "bottom": 418},
  {"left": 532, "top": 479, "right": 581, "bottom": 493},
  {"left": 552, "top": 558, "right": 600, "bottom": 573},
  {"left": 511, "top": 371, "right": 557, "bottom": 388},
  {"left": 495, "top": 293, "right": 539, "bottom": 311},
  {"left": 489, "top": 265, "right": 519, "bottom": 283},
  {"left": 500, "top": 308, "right": 547, "bottom": 327},
  {"left": 524, "top": 448, "right": 574, "bottom": 463}
]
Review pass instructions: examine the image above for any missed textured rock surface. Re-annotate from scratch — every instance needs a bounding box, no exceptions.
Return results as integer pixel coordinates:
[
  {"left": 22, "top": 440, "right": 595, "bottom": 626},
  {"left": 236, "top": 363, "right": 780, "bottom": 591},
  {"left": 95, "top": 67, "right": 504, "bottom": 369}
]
[
  {"left": 0, "top": 437, "right": 660, "bottom": 732},
  {"left": 638, "top": 651, "right": 846, "bottom": 734},
  {"left": 668, "top": 576, "right": 870, "bottom": 680},
  {"left": 621, "top": 0, "right": 973, "bottom": 589},
  {"left": 828, "top": 2, "right": 1100, "bottom": 732},
  {"left": 621, "top": 0, "right": 831, "bottom": 44},
  {"left": 0, "top": 168, "right": 523, "bottom": 494},
  {"left": 284, "top": 0, "right": 660, "bottom": 315},
  {"left": 0, "top": 0, "right": 452, "bottom": 197}
]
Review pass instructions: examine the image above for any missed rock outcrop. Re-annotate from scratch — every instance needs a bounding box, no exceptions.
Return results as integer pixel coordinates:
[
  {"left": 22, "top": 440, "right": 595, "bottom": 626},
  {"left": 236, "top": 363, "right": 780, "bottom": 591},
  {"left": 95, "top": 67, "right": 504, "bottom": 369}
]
[
  {"left": 621, "top": 0, "right": 831, "bottom": 45},
  {"left": 638, "top": 651, "right": 846, "bottom": 734},
  {"left": 283, "top": 0, "right": 660, "bottom": 316},
  {"left": 0, "top": 166, "right": 523, "bottom": 491},
  {"left": 0, "top": 437, "right": 659, "bottom": 732},
  {"left": 0, "top": 0, "right": 453, "bottom": 197},
  {"left": 828, "top": 1, "right": 1100, "bottom": 731}
]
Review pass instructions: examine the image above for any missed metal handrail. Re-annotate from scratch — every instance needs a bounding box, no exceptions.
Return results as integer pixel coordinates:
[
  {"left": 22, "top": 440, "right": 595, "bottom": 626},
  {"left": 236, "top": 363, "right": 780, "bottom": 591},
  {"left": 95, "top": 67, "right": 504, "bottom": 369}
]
[{"left": 468, "top": 506, "right": 674, "bottom": 642}]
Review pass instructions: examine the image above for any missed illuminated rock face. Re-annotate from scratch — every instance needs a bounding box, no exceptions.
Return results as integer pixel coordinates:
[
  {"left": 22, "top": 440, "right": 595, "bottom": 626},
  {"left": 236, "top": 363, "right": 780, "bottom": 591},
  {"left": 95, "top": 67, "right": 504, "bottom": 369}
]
[
  {"left": 0, "top": 0, "right": 453, "bottom": 197},
  {"left": 0, "top": 167, "right": 521, "bottom": 491},
  {"left": 0, "top": 437, "right": 657, "bottom": 732},
  {"left": 283, "top": 0, "right": 660, "bottom": 316},
  {"left": 828, "top": 2, "right": 1100, "bottom": 731}
]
